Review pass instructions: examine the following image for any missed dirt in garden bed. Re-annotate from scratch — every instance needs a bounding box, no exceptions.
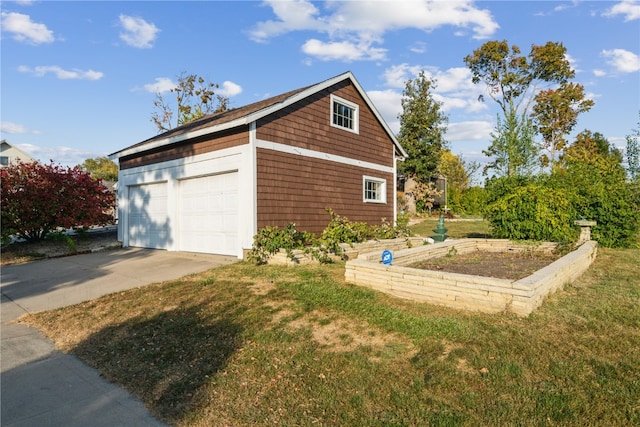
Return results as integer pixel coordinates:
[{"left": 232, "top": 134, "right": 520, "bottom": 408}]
[{"left": 409, "top": 250, "right": 561, "bottom": 281}]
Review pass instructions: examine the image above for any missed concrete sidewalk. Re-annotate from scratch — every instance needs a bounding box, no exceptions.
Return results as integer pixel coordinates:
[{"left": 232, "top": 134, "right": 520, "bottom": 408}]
[{"left": 1, "top": 248, "right": 237, "bottom": 426}]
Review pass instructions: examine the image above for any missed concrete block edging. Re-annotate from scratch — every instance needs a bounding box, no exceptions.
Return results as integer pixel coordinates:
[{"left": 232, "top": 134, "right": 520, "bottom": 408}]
[{"left": 344, "top": 239, "right": 598, "bottom": 316}]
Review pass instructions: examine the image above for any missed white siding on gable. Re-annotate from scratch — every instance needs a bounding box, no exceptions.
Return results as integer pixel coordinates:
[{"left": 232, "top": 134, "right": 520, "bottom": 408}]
[
  {"left": 178, "top": 172, "right": 239, "bottom": 255},
  {"left": 127, "top": 182, "right": 169, "bottom": 249}
]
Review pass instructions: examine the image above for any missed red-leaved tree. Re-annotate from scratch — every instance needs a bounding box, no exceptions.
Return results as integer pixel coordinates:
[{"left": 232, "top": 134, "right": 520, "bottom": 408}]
[{"left": 1, "top": 160, "right": 115, "bottom": 242}]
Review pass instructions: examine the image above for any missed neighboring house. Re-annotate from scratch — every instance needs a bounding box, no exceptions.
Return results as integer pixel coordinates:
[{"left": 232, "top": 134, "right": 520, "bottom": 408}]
[
  {"left": 0, "top": 140, "right": 36, "bottom": 168},
  {"left": 398, "top": 175, "right": 447, "bottom": 215},
  {"left": 109, "top": 71, "right": 407, "bottom": 259}
]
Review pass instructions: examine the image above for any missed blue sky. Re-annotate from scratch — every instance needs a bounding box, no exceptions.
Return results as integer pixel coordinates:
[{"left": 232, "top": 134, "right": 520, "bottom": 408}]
[{"left": 2, "top": 0, "right": 639, "bottom": 171}]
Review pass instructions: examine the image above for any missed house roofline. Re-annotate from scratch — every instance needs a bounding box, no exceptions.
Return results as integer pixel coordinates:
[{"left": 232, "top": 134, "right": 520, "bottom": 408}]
[{"left": 109, "top": 71, "right": 407, "bottom": 160}]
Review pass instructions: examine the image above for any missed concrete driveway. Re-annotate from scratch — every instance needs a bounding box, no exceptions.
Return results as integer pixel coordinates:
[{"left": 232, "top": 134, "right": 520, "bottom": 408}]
[{"left": 1, "top": 248, "right": 237, "bottom": 426}]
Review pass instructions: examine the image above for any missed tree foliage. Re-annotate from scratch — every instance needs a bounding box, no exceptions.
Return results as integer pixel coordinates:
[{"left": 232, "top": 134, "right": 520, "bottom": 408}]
[
  {"left": 397, "top": 71, "right": 448, "bottom": 184},
  {"left": 484, "top": 111, "right": 538, "bottom": 177},
  {"left": 437, "top": 150, "right": 469, "bottom": 210},
  {"left": 625, "top": 111, "right": 640, "bottom": 183},
  {"left": 1, "top": 161, "right": 115, "bottom": 242},
  {"left": 78, "top": 156, "right": 119, "bottom": 181},
  {"left": 532, "top": 83, "right": 594, "bottom": 168},
  {"left": 151, "top": 72, "right": 230, "bottom": 133},
  {"left": 464, "top": 40, "right": 575, "bottom": 177}
]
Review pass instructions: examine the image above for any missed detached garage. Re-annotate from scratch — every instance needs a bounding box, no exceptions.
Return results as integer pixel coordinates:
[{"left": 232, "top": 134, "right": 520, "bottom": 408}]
[{"left": 110, "top": 71, "right": 407, "bottom": 259}]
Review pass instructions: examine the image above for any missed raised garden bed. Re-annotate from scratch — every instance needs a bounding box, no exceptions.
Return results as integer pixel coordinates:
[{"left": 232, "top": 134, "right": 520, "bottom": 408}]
[{"left": 345, "top": 239, "right": 598, "bottom": 316}]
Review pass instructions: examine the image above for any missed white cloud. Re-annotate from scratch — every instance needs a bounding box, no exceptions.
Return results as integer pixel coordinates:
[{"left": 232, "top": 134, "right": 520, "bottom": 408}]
[
  {"left": 18, "top": 65, "right": 104, "bottom": 80},
  {"left": 1, "top": 121, "right": 27, "bottom": 134},
  {"left": 601, "top": 48, "right": 640, "bottom": 73},
  {"left": 143, "top": 77, "right": 176, "bottom": 93},
  {"left": 380, "top": 63, "right": 488, "bottom": 114},
  {"left": 218, "top": 81, "right": 243, "bottom": 97},
  {"left": 446, "top": 121, "right": 493, "bottom": 142},
  {"left": 593, "top": 69, "right": 607, "bottom": 77},
  {"left": 603, "top": 0, "right": 640, "bottom": 21},
  {"left": 368, "top": 89, "right": 403, "bottom": 133},
  {"left": 118, "top": 14, "right": 159, "bottom": 48},
  {"left": 16, "top": 143, "right": 104, "bottom": 167},
  {"left": 249, "top": 0, "right": 498, "bottom": 62},
  {"left": 0, "top": 11, "right": 54, "bottom": 44},
  {"left": 302, "top": 39, "right": 386, "bottom": 61}
]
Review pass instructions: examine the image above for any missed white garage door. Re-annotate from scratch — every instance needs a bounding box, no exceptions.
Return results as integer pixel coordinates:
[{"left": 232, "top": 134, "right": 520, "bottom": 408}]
[
  {"left": 128, "top": 182, "right": 169, "bottom": 249},
  {"left": 179, "top": 172, "right": 238, "bottom": 255}
]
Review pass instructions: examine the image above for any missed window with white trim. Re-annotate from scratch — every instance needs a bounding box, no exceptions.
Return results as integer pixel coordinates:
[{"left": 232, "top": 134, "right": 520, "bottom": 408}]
[
  {"left": 330, "top": 95, "right": 359, "bottom": 133},
  {"left": 363, "top": 176, "right": 386, "bottom": 203}
]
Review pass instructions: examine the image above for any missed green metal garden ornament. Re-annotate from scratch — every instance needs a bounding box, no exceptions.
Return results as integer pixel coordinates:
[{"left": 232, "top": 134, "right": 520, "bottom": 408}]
[{"left": 432, "top": 214, "right": 448, "bottom": 242}]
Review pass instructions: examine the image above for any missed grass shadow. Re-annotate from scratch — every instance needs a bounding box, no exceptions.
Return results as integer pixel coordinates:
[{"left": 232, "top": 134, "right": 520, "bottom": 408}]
[{"left": 71, "top": 302, "right": 243, "bottom": 424}]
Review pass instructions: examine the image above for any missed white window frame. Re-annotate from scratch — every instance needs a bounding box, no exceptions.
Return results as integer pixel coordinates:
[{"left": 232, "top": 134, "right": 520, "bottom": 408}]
[
  {"left": 330, "top": 94, "right": 359, "bottom": 134},
  {"left": 363, "top": 175, "right": 386, "bottom": 204}
]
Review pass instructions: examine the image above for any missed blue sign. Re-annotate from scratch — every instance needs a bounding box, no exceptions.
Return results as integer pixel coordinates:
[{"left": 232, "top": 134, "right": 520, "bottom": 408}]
[{"left": 381, "top": 249, "right": 393, "bottom": 265}]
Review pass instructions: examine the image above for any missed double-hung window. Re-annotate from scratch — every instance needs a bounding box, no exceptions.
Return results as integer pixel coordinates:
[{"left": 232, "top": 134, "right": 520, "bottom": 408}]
[
  {"left": 331, "top": 95, "right": 359, "bottom": 133},
  {"left": 363, "top": 176, "right": 386, "bottom": 203}
]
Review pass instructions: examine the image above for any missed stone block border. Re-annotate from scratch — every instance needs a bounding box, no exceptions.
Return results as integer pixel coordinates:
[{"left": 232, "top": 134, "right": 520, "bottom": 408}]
[{"left": 345, "top": 239, "right": 598, "bottom": 316}]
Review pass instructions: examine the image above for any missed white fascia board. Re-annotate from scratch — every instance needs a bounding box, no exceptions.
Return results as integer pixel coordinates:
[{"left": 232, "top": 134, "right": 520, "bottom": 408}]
[{"left": 111, "top": 117, "right": 251, "bottom": 159}]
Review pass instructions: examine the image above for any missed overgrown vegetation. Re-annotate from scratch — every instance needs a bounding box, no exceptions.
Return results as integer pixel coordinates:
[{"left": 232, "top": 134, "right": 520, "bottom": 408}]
[
  {"left": 249, "top": 208, "right": 410, "bottom": 264},
  {"left": 24, "top": 243, "right": 640, "bottom": 426}
]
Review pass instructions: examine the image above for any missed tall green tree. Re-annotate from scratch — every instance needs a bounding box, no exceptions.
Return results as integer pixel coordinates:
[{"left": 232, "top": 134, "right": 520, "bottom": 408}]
[
  {"left": 484, "top": 111, "right": 538, "bottom": 177},
  {"left": 532, "top": 83, "right": 594, "bottom": 168},
  {"left": 151, "top": 72, "right": 230, "bottom": 133},
  {"left": 397, "top": 71, "right": 448, "bottom": 184},
  {"left": 625, "top": 111, "right": 640, "bottom": 182},
  {"left": 78, "top": 156, "right": 118, "bottom": 181},
  {"left": 464, "top": 40, "right": 574, "bottom": 177}
]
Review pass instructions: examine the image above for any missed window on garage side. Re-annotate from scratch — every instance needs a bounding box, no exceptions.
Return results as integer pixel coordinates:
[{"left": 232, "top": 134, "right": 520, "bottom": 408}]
[
  {"left": 363, "top": 176, "right": 386, "bottom": 203},
  {"left": 331, "top": 94, "right": 359, "bottom": 133}
]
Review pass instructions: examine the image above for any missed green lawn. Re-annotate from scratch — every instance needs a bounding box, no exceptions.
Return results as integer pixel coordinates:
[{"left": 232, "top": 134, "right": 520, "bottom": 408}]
[
  {"left": 409, "top": 218, "right": 492, "bottom": 239},
  {"left": 24, "top": 229, "right": 640, "bottom": 426}
]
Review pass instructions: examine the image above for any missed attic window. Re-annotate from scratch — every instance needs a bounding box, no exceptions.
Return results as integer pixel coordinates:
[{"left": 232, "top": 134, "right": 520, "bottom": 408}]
[
  {"left": 363, "top": 176, "right": 386, "bottom": 203},
  {"left": 331, "top": 95, "right": 359, "bottom": 134}
]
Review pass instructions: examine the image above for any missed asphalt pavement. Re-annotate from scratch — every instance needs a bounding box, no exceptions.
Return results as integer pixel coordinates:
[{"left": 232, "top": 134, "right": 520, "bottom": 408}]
[{"left": 1, "top": 247, "right": 237, "bottom": 426}]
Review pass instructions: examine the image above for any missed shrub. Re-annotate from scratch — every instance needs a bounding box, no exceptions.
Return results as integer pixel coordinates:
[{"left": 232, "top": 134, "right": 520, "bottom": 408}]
[
  {"left": 484, "top": 183, "right": 578, "bottom": 242},
  {"left": 249, "top": 209, "right": 412, "bottom": 264},
  {"left": 458, "top": 186, "right": 487, "bottom": 215},
  {"left": 248, "top": 223, "right": 318, "bottom": 264},
  {"left": 0, "top": 160, "right": 115, "bottom": 242}
]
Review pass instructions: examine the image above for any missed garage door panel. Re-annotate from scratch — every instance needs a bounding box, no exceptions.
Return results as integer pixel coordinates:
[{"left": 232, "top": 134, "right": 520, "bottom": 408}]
[
  {"left": 179, "top": 173, "right": 238, "bottom": 255},
  {"left": 128, "top": 183, "right": 169, "bottom": 249}
]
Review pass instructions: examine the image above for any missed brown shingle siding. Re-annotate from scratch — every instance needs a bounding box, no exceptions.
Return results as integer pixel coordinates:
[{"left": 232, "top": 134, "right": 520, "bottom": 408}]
[
  {"left": 256, "top": 148, "right": 393, "bottom": 235},
  {"left": 256, "top": 81, "right": 394, "bottom": 168},
  {"left": 120, "top": 126, "right": 249, "bottom": 169}
]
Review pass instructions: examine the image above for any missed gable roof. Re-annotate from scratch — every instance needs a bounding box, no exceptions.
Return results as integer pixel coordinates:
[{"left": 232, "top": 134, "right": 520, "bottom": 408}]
[{"left": 110, "top": 71, "right": 406, "bottom": 160}]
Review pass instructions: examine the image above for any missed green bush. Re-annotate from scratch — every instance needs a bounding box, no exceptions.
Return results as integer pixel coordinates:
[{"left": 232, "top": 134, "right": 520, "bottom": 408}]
[
  {"left": 248, "top": 223, "right": 318, "bottom": 264},
  {"left": 458, "top": 186, "right": 487, "bottom": 215},
  {"left": 484, "top": 183, "right": 578, "bottom": 242},
  {"left": 548, "top": 164, "right": 640, "bottom": 248},
  {"left": 249, "top": 209, "right": 412, "bottom": 264}
]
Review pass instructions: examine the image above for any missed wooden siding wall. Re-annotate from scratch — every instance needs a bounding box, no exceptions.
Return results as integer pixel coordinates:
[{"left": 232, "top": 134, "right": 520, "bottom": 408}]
[
  {"left": 256, "top": 80, "right": 395, "bottom": 167},
  {"left": 257, "top": 148, "right": 394, "bottom": 235},
  {"left": 119, "top": 126, "right": 249, "bottom": 169}
]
